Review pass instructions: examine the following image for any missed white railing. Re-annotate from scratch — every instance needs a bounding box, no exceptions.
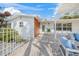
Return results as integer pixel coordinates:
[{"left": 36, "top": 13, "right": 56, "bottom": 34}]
[{"left": 0, "top": 28, "right": 25, "bottom": 56}]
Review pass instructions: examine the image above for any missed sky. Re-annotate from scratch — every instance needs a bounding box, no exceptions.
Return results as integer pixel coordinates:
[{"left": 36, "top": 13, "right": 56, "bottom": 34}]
[{"left": 0, "top": 3, "right": 59, "bottom": 20}]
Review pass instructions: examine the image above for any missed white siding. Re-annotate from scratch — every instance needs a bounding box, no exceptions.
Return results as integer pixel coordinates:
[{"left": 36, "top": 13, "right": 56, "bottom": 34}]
[
  {"left": 9, "top": 15, "right": 34, "bottom": 40},
  {"left": 40, "top": 23, "right": 54, "bottom": 32},
  {"left": 72, "top": 21, "right": 79, "bottom": 33}
]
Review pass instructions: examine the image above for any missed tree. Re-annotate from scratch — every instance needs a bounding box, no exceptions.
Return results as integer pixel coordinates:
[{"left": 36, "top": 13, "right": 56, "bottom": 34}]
[
  {"left": 47, "top": 28, "right": 51, "bottom": 32},
  {"left": 4, "top": 11, "right": 11, "bottom": 16},
  {"left": 0, "top": 11, "right": 11, "bottom": 27}
]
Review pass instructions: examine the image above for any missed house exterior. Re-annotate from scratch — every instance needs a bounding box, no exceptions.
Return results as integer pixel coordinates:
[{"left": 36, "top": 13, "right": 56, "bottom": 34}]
[
  {"left": 55, "top": 3, "right": 79, "bottom": 33},
  {"left": 40, "top": 20, "right": 54, "bottom": 33},
  {"left": 40, "top": 19, "right": 79, "bottom": 34},
  {"left": 5, "top": 14, "right": 34, "bottom": 40},
  {"left": 55, "top": 19, "right": 79, "bottom": 33}
]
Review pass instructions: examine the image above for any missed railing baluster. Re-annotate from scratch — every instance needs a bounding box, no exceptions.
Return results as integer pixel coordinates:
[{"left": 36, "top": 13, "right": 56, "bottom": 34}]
[
  {"left": 2, "top": 28, "right": 4, "bottom": 56},
  {"left": 0, "top": 27, "right": 24, "bottom": 56},
  {"left": 10, "top": 30, "right": 12, "bottom": 53}
]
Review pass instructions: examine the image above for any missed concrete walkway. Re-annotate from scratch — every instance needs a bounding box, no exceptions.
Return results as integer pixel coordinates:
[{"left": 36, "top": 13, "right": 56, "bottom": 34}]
[
  {"left": 24, "top": 33, "right": 63, "bottom": 56},
  {"left": 9, "top": 42, "right": 29, "bottom": 56},
  {"left": 9, "top": 33, "right": 63, "bottom": 56}
]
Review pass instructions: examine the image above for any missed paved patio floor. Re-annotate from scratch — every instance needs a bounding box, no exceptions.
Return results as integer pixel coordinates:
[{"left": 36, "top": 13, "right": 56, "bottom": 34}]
[
  {"left": 9, "top": 33, "right": 63, "bottom": 56},
  {"left": 24, "top": 33, "right": 63, "bottom": 56}
]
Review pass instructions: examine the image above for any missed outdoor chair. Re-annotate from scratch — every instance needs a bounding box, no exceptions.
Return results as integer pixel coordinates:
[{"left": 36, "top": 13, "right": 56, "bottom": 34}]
[
  {"left": 60, "top": 36, "right": 79, "bottom": 56},
  {"left": 74, "top": 33, "right": 79, "bottom": 41},
  {"left": 73, "top": 33, "right": 79, "bottom": 46}
]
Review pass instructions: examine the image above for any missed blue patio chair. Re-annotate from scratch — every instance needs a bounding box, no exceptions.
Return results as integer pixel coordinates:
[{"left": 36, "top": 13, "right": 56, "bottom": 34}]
[
  {"left": 73, "top": 33, "right": 79, "bottom": 47},
  {"left": 60, "top": 36, "right": 79, "bottom": 56},
  {"left": 73, "top": 33, "right": 79, "bottom": 41}
]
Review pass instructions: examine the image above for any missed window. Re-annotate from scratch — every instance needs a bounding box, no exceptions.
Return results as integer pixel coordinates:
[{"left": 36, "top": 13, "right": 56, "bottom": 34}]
[
  {"left": 56, "top": 23, "right": 62, "bottom": 31},
  {"left": 66, "top": 23, "right": 72, "bottom": 31},
  {"left": 56, "top": 23, "right": 72, "bottom": 31},
  {"left": 63, "top": 23, "right": 72, "bottom": 31},
  {"left": 63, "top": 24, "right": 67, "bottom": 31},
  {"left": 19, "top": 22, "right": 23, "bottom": 27}
]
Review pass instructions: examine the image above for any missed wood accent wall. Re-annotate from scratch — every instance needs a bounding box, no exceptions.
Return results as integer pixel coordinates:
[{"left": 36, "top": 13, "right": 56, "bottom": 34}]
[{"left": 34, "top": 16, "right": 40, "bottom": 37}]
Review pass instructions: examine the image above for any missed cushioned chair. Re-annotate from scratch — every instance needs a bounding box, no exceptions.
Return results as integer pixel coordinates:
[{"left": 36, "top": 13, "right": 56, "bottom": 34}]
[
  {"left": 73, "top": 33, "right": 79, "bottom": 47},
  {"left": 74, "top": 33, "right": 79, "bottom": 41},
  {"left": 60, "top": 36, "right": 79, "bottom": 56},
  {"left": 60, "top": 37, "right": 76, "bottom": 49}
]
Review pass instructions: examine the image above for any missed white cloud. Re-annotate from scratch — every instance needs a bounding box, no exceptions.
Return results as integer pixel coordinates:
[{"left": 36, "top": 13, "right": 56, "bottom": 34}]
[
  {"left": 52, "top": 4, "right": 62, "bottom": 18},
  {"left": 0, "top": 3, "right": 43, "bottom": 11},
  {"left": 3, "top": 7, "right": 22, "bottom": 15}
]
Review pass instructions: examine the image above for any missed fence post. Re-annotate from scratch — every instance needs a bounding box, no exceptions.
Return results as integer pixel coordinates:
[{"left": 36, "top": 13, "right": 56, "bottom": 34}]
[
  {"left": 9, "top": 28, "right": 11, "bottom": 55},
  {"left": 0, "top": 28, "right": 24, "bottom": 56},
  {"left": 6, "top": 28, "right": 8, "bottom": 55},
  {"left": 2, "top": 28, "right": 4, "bottom": 56}
]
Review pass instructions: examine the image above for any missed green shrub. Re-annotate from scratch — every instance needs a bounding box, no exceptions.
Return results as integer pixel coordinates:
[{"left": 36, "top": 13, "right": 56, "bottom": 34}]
[
  {"left": 0, "top": 28, "right": 22, "bottom": 43},
  {"left": 47, "top": 28, "right": 51, "bottom": 32}
]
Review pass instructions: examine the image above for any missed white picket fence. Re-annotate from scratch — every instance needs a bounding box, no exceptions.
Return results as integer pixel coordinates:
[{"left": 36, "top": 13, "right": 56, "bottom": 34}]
[{"left": 0, "top": 28, "right": 25, "bottom": 56}]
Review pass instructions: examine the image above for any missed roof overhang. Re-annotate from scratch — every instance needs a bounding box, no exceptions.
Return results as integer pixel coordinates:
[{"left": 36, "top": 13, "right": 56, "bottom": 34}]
[
  {"left": 56, "top": 3, "right": 79, "bottom": 18},
  {"left": 5, "top": 14, "right": 35, "bottom": 21},
  {"left": 40, "top": 19, "right": 79, "bottom": 24}
]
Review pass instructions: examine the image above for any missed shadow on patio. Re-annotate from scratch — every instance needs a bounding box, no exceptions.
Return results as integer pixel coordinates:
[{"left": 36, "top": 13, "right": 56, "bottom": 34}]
[
  {"left": 24, "top": 33, "right": 63, "bottom": 56},
  {"left": 24, "top": 39, "right": 33, "bottom": 56}
]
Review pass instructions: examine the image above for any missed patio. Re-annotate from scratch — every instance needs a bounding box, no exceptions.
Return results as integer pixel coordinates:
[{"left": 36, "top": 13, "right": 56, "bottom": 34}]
[{"left": 10, "top": 33, "right": 63, "bottom": 56}]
